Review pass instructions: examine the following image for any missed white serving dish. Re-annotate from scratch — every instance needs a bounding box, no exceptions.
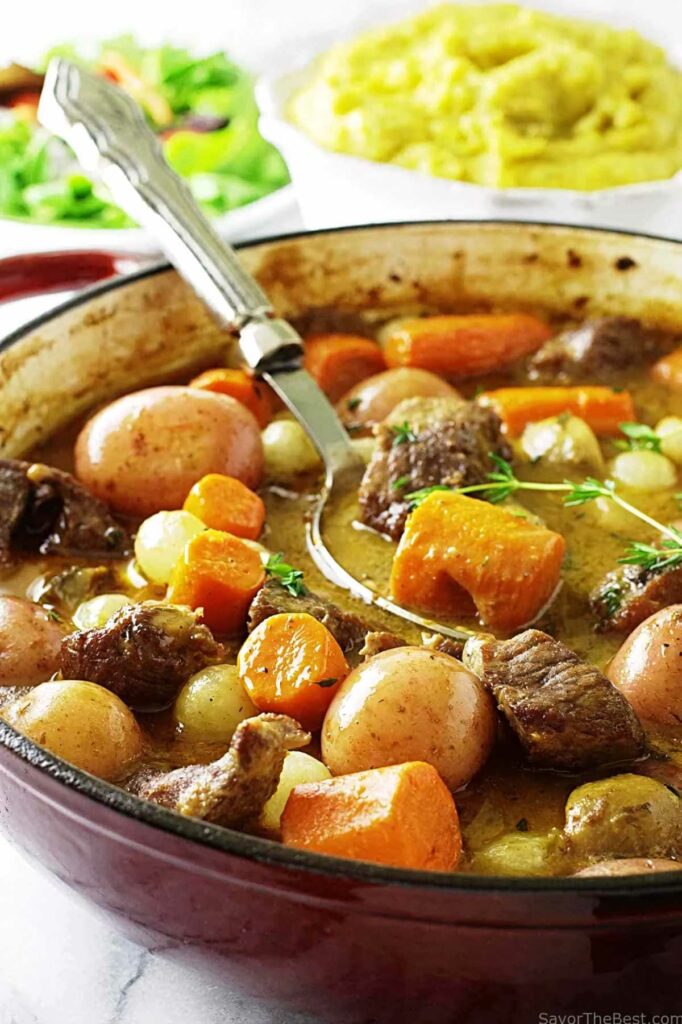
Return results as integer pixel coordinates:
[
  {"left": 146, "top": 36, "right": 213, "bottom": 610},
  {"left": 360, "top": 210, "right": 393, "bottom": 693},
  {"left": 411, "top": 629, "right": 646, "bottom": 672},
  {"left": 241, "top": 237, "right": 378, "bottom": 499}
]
[
  {"left": 258, "top": 64, "right": 682, "bottom": 239},
  {"left": 1, "top": 183, "right": 301, "bottom": 255}
]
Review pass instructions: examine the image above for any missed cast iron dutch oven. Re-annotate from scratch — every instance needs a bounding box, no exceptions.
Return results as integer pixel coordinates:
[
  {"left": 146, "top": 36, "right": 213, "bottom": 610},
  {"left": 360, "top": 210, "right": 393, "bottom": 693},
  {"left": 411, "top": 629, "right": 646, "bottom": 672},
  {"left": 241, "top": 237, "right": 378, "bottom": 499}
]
[{"left": 1, "top": 223, "right": 682, "bottom": 1024}]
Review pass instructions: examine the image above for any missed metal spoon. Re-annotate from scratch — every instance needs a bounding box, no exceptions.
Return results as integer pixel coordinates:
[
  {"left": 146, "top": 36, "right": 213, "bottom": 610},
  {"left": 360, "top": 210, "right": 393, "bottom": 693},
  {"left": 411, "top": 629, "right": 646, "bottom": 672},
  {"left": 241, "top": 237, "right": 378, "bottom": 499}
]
[{"left": 38, "top": 58, "right": 471, "bottom": 641}]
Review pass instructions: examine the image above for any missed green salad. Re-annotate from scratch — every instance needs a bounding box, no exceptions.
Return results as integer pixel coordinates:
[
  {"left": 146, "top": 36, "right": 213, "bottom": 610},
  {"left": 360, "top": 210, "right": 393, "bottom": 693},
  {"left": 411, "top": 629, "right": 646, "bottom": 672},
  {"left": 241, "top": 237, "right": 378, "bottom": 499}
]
[{"left": 0, "top": 37, "right": 289, "bottom": 228}]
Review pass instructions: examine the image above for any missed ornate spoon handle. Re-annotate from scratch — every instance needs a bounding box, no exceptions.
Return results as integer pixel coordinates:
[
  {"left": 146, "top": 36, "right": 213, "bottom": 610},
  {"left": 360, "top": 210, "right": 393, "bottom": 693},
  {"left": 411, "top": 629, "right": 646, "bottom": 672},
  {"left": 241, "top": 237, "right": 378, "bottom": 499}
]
[{"left": 38, "top": 58, "right": 361, "bottom": 476}]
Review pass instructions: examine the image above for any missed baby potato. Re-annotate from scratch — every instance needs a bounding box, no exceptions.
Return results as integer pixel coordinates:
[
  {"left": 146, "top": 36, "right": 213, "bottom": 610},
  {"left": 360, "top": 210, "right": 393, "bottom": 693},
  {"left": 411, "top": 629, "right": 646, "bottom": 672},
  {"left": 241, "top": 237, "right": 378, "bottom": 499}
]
[
  {"left": 174, "top": 664, "right": 258, "bottom": 742},
  {"left": 608, "top": 605, "right": 682, "bottom": 725},
  {"left": 3, "top": 679, "right": 143, "bottom": 781},
  {"left": 260, "top": 751, "right": 331, "bottom": 832},
  {"left": 610, "top": 450, "right": 677, "bottom": 493},
  {"left": 656, "top": 416, "right": 682, "bottom": 465},
  {"left": 336, "top": 368, "right": 458, "bottom": 428},
  {"left": 261, "top": 419, "right": 322, "bottom": 481},
  {"left": 134, "top": 509, "right": 206, "bottom": 584},
  {"left": 321, "top": 646, "right": 496, "bottom": 790},
  {"left": 72, "top": 593, "right": 131, "bottom": 631},
  {"left": 521, "top": 414, "right": 604, "bottom": 474},
  {"left": 0, "top": 596, "right": 65, "bottom": 687},
  {"left": 75, "top": 386, "right": 264, "bottom": 517},
  {"left": 565, "top": 774, "right": 681, "bottom": 860}
]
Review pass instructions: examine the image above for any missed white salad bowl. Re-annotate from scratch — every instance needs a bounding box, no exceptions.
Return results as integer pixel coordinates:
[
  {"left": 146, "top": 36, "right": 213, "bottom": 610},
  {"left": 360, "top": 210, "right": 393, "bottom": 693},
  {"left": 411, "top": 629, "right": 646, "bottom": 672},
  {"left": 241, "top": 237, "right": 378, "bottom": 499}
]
[{"left": 257, "top": 64, "right": 682, "bottom": 239}]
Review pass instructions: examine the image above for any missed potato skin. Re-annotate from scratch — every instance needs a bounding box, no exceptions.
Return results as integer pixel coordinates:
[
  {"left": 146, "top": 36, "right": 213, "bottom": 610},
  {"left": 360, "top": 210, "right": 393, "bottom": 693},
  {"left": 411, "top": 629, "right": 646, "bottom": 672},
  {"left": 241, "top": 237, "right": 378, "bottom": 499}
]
[
  {"left": 0, "top": 596, "right": 65, "bottom": 687},
  {"left": 3, "top": 679, "right": 143, "bottom": 781},
  {"left": 336, "top": 368, "right": 458, "bottom": 428},
  {"left": 565, "top": 774, "right": 682, "bottom": 860},
  {"left": 608, "top": 605, "right": 682, "bottom": 725},
  {"left": 321, "top": 646, "right": 496, "bottom": 789},
  {"left": 75, "top": 386, "right": 264, "bottom": 517},
  {"left": 575, "top": 858, "right": 682, "bottom": 877}
]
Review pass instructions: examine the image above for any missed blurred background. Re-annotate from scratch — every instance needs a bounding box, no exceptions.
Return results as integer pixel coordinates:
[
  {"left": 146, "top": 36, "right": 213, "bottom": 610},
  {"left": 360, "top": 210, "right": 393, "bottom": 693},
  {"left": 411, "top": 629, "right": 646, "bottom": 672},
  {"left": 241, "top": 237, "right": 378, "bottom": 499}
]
[{"left": 2, "top": 0, "right": 681, "bottom": 65}]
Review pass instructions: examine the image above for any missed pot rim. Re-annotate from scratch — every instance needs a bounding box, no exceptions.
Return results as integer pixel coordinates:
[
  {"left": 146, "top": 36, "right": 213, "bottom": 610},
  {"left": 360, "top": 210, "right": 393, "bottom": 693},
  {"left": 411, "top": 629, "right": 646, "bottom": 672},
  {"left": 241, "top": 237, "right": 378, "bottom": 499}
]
[{"left": 3, "top": 218, "right": 682, "bottom": 898}]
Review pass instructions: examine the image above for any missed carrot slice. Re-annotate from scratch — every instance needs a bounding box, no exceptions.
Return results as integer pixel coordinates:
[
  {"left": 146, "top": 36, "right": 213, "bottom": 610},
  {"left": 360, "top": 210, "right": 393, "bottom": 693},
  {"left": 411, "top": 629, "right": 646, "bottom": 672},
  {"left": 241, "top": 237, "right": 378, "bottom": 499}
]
[
  {"left": 281, "top": 761, "right": 462, "bottom": 871},
  {"left": 184, "top": 473, "right": 265, "bottom": 541},
  {"left": 167, "top": 528, "right": 265, "bottom": 635},
  {"left": 652, "top": 347, "right": 682, "bottom": 391},
  {"left": 479, "top": 386, "right": 635, "bottom": 437},
  {"left": 189, "top": 368, "right": 273, "bottom": 428},
  {"left": 390, "top": 492, "right": 565, "bottom": 633},
  {"left": 238, "top": 612, "right": 349, "bottom": 730},
  {"left": 383, "top": 314, "right": 552, "bottom": 379},
  {"left": 304, "top": 335, "right": 386, "bottom": 403}
]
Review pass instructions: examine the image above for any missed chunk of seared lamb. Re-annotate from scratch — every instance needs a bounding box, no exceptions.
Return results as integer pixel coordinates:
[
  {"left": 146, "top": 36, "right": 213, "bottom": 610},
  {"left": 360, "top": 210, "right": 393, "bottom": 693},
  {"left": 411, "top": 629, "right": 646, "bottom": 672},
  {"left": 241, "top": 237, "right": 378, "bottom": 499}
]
[
  {"left": 529, "top": 317, "right": 662, "bottom": 383},
  {"left": 358, "top": 396, "right": 512, "bottom": 540},
  {"left": 60, "top": 602, "right": 224, "bottom": 712},
  {"left": 591, "top": 562, "right": 682, "bottom": 633},
  {"left": 0, "top": 459, "right": 130, "bottom": 564},
  {"left": 462, "top": 629, "right": 645, "bottom": 771},
  {"left": 132, "top": 713, "right": 310, "bottom": 827}
]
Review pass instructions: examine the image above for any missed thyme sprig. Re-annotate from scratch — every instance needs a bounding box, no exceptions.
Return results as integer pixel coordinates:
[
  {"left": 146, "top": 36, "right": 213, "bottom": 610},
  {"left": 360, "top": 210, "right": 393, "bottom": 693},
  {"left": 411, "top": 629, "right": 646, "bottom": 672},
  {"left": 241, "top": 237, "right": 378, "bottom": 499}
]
[
  {"left": 405, "top": 454, "right": 682, "bottom": 573},
  {"left": 391, "top": 421, "right": 418, "bottom": 447},
  {"left": 265, "top": 553, "right": 306, "bottom": 597}
]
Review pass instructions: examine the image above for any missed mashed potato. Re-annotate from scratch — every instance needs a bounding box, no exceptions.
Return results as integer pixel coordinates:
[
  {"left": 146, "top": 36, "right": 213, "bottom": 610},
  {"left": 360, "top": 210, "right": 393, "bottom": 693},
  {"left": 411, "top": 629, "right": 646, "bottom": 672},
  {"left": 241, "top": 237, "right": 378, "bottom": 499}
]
[{"left": 289, "top": 4, "right": 682, "bottom": 190}]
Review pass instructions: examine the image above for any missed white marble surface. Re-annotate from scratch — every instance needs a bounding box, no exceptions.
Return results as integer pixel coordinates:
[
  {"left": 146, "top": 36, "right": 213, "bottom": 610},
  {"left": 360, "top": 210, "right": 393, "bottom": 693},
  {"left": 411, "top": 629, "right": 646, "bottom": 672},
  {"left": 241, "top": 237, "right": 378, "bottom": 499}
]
[
  {"left": 0, "top": 835, "right": 317, "bottom": 1024},
  {"left": 3, "top": 0, "right": 682, "bottom": 1020}
]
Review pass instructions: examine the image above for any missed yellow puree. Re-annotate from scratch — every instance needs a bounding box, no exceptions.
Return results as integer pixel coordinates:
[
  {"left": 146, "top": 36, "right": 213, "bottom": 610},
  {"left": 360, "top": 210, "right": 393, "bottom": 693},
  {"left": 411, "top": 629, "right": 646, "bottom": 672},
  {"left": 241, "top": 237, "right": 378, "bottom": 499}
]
[{"left": 289, "top": 3, "right": 682, "bottom": 189}]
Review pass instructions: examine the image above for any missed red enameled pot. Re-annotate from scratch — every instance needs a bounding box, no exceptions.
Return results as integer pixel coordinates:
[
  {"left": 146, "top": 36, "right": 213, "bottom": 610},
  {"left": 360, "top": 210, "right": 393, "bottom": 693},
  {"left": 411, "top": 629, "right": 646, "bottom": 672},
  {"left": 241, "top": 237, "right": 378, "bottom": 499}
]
[{"left": 1, "top": 223, "right": 682, "bottom": 1023}]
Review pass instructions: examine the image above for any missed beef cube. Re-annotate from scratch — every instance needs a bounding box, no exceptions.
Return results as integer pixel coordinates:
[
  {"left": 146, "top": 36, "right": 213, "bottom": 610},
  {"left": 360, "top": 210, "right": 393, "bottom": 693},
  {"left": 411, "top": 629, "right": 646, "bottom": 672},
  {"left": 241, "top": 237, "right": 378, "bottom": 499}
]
[
  {"left": 591, "top": 562, "right": 682, "bottom": 633},
  {"left": 462, "top": 629, "right": 645, "bottom": 771},
  {"left": 0, "top": 458, "right": 131, "bottom": 563},
  {"left": 358, "top": 396, "right": 512, "bottom": 540},
  {"left": 61, "top": 602, "right": 224, "bottom": 712},
  {"left": 529, "top": 317, "right": 661, "bottom": 383},
  {"left": 132, "top": 713, "right": 309, "bottom": 828}
]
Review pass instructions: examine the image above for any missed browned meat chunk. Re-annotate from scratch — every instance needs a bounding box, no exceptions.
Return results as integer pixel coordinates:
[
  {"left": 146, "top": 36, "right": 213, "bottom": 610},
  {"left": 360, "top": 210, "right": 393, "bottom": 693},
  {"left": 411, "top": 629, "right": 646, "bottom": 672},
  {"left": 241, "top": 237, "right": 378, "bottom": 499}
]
[
  {"left": 529, "top": 317, "right": 661, "bottom": 383},
  {"left": 0, "top": 459, "right": 130, "bottom": 564},
  {"left": 357, "top": 396, "right": 512, "bottom": 540},
  {"left": 358, "top": 630, "right": 407, "bottom": 659},
  {"left": 132, "top": 713, "right": 310, "bottom": 827},
  {"left": 61, "top": 602, "right": 224, "bottom": 712},
  {"left": 591, "top": 562, "right": 682, "bottom": 633},
  {"left": 422, "top": 634, "right": 466, "bottom": 661},
  {"left": 462, "top": 629, "right": 645, "bottom": 771}
]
